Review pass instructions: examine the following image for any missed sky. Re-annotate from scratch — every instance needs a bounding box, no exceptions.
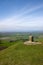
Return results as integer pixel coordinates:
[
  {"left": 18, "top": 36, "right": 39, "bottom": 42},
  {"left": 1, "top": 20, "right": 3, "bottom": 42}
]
[{"left": 0, "top": 0, "right": 43, "bottom": 32}]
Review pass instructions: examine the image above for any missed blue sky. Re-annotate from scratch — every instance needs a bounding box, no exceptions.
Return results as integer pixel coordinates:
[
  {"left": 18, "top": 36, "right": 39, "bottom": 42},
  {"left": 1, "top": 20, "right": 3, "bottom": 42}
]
[{"left": 0, "top": 0, "right": 43, "bottom": 32}]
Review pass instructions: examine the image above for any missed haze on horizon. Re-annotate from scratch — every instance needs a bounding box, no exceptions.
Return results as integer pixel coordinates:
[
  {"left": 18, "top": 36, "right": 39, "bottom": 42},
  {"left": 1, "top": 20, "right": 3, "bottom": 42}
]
[{"left": 0, "top": 0, "right": 43, "bottom": 32}]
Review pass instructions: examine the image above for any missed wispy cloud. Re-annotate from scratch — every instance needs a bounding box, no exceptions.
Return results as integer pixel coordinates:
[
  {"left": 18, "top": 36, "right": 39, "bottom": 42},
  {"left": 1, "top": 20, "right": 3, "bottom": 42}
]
[
  {"left": 15, "top": 4, "right": 43, "bottom": 18},
  {"left": 0, "top": 4, "right": 43, "bottom": 32}
]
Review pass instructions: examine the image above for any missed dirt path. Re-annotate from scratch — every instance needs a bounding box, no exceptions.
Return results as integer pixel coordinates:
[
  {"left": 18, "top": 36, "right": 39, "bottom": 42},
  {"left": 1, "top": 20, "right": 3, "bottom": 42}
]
[{"left": 0, "top": 46, "right": 8, "bottom": 51}]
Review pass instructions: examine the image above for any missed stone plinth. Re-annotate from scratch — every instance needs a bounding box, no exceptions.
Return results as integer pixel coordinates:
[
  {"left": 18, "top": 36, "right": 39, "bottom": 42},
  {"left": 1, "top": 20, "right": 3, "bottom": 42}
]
[{"left": 29, "top": 35, "right": 33, "bottom": 42}]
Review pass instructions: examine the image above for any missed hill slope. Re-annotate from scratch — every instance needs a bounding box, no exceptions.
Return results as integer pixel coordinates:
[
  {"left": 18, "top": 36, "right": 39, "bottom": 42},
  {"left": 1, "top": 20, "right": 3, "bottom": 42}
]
[{"left": 0, "top": 41, "right": 43, "bottom": 65}]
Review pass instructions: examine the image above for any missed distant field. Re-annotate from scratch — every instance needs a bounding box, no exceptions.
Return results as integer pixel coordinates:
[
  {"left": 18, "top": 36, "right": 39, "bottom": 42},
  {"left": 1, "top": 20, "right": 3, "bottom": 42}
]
[{"left": 0, "top": 41, "right": 43, "bottom": 65}]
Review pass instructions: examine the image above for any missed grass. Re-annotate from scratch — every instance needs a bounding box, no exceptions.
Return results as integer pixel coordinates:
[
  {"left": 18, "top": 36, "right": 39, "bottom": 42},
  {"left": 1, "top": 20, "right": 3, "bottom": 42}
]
[
  {"left": 0, "top": 40, "right": 16, "bottom": 47},
  {"left": 0, "top": 40, "right": 43, "bottom": 65}
]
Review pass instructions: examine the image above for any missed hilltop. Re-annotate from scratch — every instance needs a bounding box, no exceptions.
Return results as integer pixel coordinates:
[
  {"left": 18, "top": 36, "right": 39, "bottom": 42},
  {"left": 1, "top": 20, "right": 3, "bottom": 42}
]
[{"left": 0, "top": 41, "right": 43, "bottom": 65}]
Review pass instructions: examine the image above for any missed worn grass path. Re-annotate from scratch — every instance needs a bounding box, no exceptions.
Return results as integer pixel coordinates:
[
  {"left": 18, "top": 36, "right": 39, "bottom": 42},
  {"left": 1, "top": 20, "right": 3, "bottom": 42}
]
[{"left": 0, "top": 41, "right": 43, "bottom": 65}]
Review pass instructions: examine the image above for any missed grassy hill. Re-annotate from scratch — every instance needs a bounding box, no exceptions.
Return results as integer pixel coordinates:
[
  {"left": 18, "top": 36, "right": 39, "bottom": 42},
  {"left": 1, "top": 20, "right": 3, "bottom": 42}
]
[{"left": 0, "top": 41, "right": 43, "bottom": 65}]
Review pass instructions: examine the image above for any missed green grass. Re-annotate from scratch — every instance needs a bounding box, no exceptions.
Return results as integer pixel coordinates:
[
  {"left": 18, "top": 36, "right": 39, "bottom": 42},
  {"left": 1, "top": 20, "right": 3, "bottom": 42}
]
[
  {"left": 0, "top": 41, "right": 43, "bottom": 65},
  {"left": 0, "top": 40, "right": 16, "bottom": 47}
]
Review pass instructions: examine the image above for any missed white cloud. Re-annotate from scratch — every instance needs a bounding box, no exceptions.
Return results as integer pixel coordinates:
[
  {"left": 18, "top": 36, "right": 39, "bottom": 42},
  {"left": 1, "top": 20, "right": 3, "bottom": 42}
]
[{"left": 0, "top": 4, "right": 43, "bottom": 32}]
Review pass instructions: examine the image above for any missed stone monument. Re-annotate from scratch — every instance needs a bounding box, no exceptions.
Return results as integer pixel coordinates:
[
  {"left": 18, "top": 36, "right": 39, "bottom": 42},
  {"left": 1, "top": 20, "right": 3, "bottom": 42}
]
[
  {"left": 29, "top": 35, "right": 33, "bottom": 42},
  {"left": 24, "top": 35, "right": 41, "bottom": 45}
]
